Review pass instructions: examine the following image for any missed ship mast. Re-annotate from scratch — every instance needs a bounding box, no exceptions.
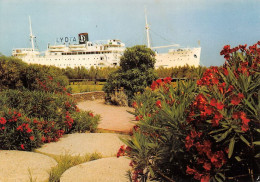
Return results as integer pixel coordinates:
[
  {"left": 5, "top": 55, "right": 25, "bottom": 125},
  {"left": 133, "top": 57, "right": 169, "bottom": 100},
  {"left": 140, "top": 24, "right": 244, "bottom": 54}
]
[
  {"left": 29, "top": 16, "right": 35, "bottom": 51},
  {"left": 145, "top": 8, "right": 151, "bottom": 48}
]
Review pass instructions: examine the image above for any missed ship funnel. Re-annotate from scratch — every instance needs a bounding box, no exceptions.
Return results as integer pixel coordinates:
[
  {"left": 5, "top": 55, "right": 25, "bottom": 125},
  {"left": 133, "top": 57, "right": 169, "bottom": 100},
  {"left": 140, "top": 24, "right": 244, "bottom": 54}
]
[{"left": 78, "top": 33, "right": 88, "bottom": 44}]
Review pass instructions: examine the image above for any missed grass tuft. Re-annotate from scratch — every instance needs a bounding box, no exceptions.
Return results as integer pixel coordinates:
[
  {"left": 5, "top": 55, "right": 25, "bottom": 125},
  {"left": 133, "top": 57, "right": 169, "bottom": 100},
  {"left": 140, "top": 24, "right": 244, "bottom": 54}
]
[{"left": 48, "top": 152, "right": 102, "bottom": 182}]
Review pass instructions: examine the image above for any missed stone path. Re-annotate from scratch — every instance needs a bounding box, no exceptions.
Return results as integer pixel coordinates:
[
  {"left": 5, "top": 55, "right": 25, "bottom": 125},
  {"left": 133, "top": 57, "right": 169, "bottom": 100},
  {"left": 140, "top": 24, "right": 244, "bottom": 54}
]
[
  {"left": 0, "top": 150, "right": 57, "bottom": 182},
  {"left": 77, "top": 99, "right": 135, "bottom": 133},
  {"left": 0, "top": 99, "right": 135, "bottom": 181},
  {"left": 60, "top": 157, "right": 131, "bottom": 182},
  {"left": 36, "top": 133, "right": 128, "bottom": 157}
]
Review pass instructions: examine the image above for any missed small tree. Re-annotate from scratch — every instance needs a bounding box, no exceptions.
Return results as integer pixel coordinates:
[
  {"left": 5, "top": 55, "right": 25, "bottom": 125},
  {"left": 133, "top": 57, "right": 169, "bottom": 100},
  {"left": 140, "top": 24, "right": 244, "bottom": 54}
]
[{"left": 103, "top": 45, "right": 157, "bottom": 103}]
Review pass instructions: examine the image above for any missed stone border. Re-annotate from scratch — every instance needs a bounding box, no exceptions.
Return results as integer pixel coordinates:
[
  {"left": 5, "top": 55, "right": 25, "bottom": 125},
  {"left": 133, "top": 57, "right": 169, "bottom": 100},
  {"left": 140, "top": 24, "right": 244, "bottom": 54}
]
[{"left": 71, "top": 91, "right": 105, "bottom": 102}]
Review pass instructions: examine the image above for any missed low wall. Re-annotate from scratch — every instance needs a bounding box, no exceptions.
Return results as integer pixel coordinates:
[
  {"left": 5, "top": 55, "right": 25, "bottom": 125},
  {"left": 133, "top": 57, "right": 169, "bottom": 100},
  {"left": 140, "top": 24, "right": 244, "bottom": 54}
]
[{"left": 71, "top": 91, "right": 105, "bottom": 102}]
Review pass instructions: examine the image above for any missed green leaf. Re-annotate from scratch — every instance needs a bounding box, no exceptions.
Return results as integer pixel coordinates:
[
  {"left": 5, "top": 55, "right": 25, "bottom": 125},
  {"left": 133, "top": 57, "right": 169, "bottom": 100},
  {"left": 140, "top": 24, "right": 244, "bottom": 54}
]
[
  {"left": 254, "top": 153, "right": 260, "bottom": 158},
  {"left": 235, "top": 156, "right": 242, "bottom": 161},
  {"left": 148, "top": 166, "right": 155, "bottom": 178},
  {"left": 253, "top": 141, "right": 260, "bottom": 145},
  {"left": 228, "top": 137, "right": 235, "bottom": 158},
  {"left": 215, "top": 175, "right": 223, "bottom": 182},
  {"left": 209, "top": 128, "right": 228, "bottom": 134},
  {"left": 255, "top": 129, "right": 260, "bottom": 133},
  {"left": 216, "top": 128, "right": 232, "bottom": 142},
  {"left": 239, "top": 135, "right": 250, "bottom": 146},
  {"left": 217, "top": 173, "right": 225, "bottom": 180},
  {"left": 243, "top": 98, "right": 257, "bottom": 115}
]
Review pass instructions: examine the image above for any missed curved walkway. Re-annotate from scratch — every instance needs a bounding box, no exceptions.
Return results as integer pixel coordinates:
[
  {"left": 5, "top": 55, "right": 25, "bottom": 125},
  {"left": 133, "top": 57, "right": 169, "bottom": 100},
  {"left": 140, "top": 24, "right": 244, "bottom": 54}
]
[
  {"left": 77, "top": 99, "right": 136, "bottom": 133},
  {"left": 0, "top": 99, "right": 136, "bottom": 181}
]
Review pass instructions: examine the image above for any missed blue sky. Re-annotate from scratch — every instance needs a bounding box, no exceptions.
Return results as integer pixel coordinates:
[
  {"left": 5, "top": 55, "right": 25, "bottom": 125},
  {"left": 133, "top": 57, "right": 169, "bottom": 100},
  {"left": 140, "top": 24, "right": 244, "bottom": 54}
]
[{"left": 0, "top": 0, "right": 259, "bottom": 67}]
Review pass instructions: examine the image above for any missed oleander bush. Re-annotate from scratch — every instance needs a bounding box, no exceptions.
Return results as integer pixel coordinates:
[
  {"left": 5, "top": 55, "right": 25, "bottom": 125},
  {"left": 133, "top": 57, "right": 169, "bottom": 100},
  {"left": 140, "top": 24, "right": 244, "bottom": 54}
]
[
  {"left": 0, "top": 56, "right": 69, "bottom": 92},
  {"left": 0, "top": 58, "right": 100, "bottom": 150},
  {"left": 118, "top": 42, "right": 260, "bottom": 182}
]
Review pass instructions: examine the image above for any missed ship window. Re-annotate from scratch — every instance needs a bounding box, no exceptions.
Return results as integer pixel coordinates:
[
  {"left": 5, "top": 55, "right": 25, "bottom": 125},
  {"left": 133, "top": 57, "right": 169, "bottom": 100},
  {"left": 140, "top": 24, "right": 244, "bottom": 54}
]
[{"left": 194, "top": 54, "right": 197, "bottom": 58}]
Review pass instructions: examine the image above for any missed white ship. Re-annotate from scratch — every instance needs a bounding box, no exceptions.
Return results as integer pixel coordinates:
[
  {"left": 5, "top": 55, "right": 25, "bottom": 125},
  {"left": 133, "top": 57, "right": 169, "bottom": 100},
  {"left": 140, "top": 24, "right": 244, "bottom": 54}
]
[
  {"left": 12, "top": 17, "right": 126, "bottom": 69},
  {"left": 12, "top": 14, "right": 201, "bottom": 69},
  {"left": 144, "top": 11, "right": 201, "bottom": 68}
]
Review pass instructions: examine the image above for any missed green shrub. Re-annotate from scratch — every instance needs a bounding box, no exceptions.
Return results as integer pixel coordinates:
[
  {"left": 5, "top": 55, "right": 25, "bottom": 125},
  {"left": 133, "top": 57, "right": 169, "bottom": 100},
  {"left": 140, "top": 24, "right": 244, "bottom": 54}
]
[
  {"left": 110, "top": 89, "right": 128, "bottom": 106},
  {"left": 104, "top": 45, "right": 158, "bottom": 103},
  {"left": 0, "top": 56, "right": 27, "bottom": 90},
  {"left": 71, "top": 111, "right": 99, "bottom": 133}
]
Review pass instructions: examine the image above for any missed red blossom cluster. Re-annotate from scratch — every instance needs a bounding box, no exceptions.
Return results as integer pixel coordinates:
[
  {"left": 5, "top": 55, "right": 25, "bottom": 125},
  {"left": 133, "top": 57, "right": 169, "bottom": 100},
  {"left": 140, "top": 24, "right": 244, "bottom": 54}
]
[
  {"left": 33, "top": 119, "right": 64, "bottom": 143},
  {"left": 117, "top": 145, "right": 131, "bottom": 158},
  {"left": 65, "top": 111, "right": 74, "bottom": 129},
  {"left": 7, "top": 110, "right": 22, "bottom": 122},
  {"left": 185, "top": 131, "right": 227, "bottom": 182},
  {"left": 220, "top": 42, "right": 260, "bottom": 61},
  {"left": 16, "top": 123, "right": 32, "bottom": 133},
  {"left": 88, "top": 112, "right": 94, "bottom": 117},
  {"left": 36, "top": 76, "right": 71, "bottom": 96},
  {"left": 151, "top": 77, "right": 172, "bottom": 91},
  {"left": 232, "top": 111, "right": 250, "bottom": 132}
]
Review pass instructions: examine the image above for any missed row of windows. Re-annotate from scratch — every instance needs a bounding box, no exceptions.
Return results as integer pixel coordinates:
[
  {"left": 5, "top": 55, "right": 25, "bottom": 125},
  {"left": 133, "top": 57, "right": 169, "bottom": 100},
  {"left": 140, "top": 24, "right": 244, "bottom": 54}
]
[
  {"left": 61, "top": 51, "right": 112, "bottom": 55},
  {"left": 27, "top": 57, "right": 107, "bottom": 62}
]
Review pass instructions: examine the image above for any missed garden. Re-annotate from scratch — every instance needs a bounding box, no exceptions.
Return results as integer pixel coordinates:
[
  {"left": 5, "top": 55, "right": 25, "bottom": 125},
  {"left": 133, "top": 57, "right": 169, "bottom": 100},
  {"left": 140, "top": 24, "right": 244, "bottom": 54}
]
[{"left": 0, "top": 41, "right": 259, "bottom": 182}]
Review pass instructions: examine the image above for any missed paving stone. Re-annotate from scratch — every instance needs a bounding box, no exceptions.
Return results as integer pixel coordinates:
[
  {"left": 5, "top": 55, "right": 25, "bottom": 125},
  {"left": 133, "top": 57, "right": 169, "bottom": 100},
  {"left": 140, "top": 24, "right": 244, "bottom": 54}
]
[
  {"left": 60, "top": 157, "right": 131, "bottom": 182},
  {"left": 0, "top": 150, "right": 57, "bottom": 182},
  {"left": 36, "top": 133, "right": 128, "bottom": 157},
  {"left": 77, "top": 100, "right": 136, "bottom": 133}
]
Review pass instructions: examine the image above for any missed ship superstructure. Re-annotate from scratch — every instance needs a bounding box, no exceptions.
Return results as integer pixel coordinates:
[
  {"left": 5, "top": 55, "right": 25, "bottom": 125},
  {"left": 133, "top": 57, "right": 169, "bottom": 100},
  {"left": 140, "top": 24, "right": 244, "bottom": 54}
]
[
  {"left": 144, "top": 10, "right": 201, "bottom": 68},
  {"left": 12, "top": 17, "right": 125, "bottom": 69}
]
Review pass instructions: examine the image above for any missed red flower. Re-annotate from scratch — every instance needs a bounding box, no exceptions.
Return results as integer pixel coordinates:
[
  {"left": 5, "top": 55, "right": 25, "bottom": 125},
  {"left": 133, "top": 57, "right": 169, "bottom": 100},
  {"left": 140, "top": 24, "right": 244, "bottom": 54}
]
[
  {"left": 27, "top": 128, "right": 32, "bottom": 133},
  {"left": 132, "top": 101, "right": 138, "bottom": 108},
  {"left": 237, "top": 93, "right": 244, "bottom": 99},
  {"left": 156, "top": 100, "right": 162, "bottom": 108},
  {"left": 203, "top": 162, "right": 211, "bottom": 171},
  {"left": 89, "top": 113, "right": 94, "bottom": 117},
  {"left": 216, "top": 102, "right": 224, "bottom": 110},
  {"left": 194, "top": 172, "right": 203, "bottom": 180},
  {"left": 30, "top": 136, "right": 35, "bottom": 141},
  {"left": 186, "top": 166, "right": 196, "bottom": 175},
  {"left": 156, "top": 79, "right": 163, "bottom": 86},
  {"left": 205, "top": 106, "right": 213, "bottom": 115},
  {"left": 117, "top": 145, "right": 126, "bottom": 158},
  {"left": 151, "top": 81, "right": 158, "bottom": 90},
  {"left": 21, "top": 144, "right": 25, "bottom": 150},
  {"left": 241, "top": 124, "right": 249, "bottom": 132},
  {"left": 163, "top": 77, "right": 172, "bottom": 84},
  {"left": 135, "top": 116, "right": 140, "bottom": 121},
  {"left": 185, "top": 135, "right": 194, "bottom": 150},
  {"left": 223, "top": 68, "right": 228, "bottom": 76},
  {"left": 209, "top": 98, "right": 217, "bottom": 107},
  {"left": 0, "top": 117, "right": 6, "bottom": 125},
  {"left": 231, "top": 95, "right": 241, "bottom": 105},
  {"left": 201, "top": 175, "right": 210, "bottom": 182},
  {"left": 232, "top": 112, "right": 240, "bottom": 119},
  {"left": 41, "top": 136, "right": 46, "bottom": 142}
]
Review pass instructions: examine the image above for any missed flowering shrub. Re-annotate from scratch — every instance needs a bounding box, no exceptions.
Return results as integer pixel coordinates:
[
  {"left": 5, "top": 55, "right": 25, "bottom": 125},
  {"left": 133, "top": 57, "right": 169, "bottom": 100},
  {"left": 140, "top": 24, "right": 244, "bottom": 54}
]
[
  {"left": 0, "top": 76, "right": 99, "bottom": 150},
  {"left": 0, "top": 108, "right": 41, "bottom": 150},
  {"left": 119, "top": 42, "right": 260, "bottom": 182}
]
